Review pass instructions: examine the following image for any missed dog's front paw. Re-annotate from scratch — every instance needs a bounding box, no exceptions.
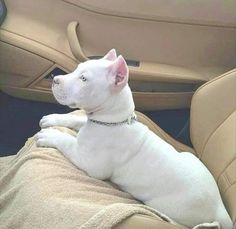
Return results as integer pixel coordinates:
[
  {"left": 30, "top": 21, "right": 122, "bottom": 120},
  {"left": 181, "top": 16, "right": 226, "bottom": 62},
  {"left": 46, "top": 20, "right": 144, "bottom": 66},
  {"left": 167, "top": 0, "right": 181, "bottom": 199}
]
[
  {"left": 35, "top": 129, "right": 64, "bottom": 148},
  {"left": 39, "top": 114, "right": 61, "bottom": 128}
]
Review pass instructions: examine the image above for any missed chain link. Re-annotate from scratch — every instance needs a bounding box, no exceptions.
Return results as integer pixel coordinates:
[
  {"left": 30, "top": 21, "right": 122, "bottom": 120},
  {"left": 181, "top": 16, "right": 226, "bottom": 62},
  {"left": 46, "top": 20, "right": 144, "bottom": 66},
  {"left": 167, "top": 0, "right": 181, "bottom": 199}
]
[{"left": 88, "top": 115, "right": 137, "bottom": 126}]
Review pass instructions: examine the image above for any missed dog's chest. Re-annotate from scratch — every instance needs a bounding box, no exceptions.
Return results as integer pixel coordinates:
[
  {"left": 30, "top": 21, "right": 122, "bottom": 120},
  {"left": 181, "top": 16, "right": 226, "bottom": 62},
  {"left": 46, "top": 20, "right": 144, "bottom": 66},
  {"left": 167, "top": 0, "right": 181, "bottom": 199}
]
[{"left": 77, "top": 122, "right": 148, "bottom": 165}]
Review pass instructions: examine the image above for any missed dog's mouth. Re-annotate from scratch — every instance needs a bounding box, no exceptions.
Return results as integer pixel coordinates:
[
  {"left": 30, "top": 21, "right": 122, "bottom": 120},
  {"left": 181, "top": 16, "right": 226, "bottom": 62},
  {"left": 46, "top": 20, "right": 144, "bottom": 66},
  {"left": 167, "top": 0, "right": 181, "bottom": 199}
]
[
  {"left": 52, "top": 87, "right": 79, "bottom": 109},
  {"left": 53, "top": 93, "right": 67, "bottom": 103},
  {"left": 52, "top": 87, "right": 68, "bottom": 104},
  {"left": 68, "top": 103, "right": 78, "bottom": 109}
]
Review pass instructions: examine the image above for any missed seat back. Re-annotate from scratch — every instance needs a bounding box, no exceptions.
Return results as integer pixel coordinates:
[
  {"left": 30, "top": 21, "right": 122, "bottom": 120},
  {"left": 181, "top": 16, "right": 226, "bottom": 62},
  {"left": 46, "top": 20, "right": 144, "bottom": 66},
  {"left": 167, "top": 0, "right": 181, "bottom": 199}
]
[{"left": 190, "top": 69, "right": 236, "bottom": 224}]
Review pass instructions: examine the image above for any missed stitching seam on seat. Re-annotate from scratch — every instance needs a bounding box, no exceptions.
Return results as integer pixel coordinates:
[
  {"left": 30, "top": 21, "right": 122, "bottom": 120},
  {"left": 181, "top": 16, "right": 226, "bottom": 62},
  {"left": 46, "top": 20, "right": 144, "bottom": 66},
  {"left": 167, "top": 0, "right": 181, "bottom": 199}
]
[
  {"left": 223, "top": 181, "right": 236, "bottom": 198},
  {"left": 217, "top": 158, "right": 235, "bottom": 183},
  {"left": 223, "top": 181, "right": 235, "bottom": 196},
  {"left": 190, "top": 69, "right": 236, "bottom": 153},
  {"left": 221, "top": 173, "right": 231, "bottom": 192},
  {"left": 200, "top": 110, "right": 235, "bottom": 159}
]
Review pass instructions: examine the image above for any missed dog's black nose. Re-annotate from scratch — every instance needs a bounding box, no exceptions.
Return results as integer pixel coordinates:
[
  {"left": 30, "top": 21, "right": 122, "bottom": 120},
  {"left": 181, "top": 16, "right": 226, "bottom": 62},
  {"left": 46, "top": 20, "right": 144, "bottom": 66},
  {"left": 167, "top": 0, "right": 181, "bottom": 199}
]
[{"left": 53, "top": 77, "right": 60, "bottom": 85}]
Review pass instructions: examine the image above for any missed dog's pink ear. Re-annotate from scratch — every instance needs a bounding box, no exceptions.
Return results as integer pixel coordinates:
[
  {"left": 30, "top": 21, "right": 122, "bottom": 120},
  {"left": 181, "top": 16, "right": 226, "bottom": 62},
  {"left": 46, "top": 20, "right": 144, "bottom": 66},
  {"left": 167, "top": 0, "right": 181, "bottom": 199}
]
[
  {"left": 110, "top": 55, "right": 128, "bottom": 90},
  {"left": 103, "top": 49, "right": 117, "bottom": 61}
]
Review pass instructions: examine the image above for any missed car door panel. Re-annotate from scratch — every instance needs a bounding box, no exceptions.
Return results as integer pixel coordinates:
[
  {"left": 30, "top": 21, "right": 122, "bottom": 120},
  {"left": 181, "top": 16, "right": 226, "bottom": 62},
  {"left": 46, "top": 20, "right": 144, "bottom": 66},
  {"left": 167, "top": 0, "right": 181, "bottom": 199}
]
[
  {"left": 0, "top": 41, "right": 53, "bottom": 88},
  {"left": 66, "top": 0, "right": 236, "bottom": 28},
  {"left": 0, "top": 0, "right": 235, "bottom": 110}
]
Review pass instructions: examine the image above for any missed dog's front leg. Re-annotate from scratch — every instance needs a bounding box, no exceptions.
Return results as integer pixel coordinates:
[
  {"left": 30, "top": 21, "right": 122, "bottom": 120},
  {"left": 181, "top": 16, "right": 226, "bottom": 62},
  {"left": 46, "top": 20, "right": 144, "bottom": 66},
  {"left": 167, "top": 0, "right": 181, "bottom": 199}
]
[
  {"left": 35, "top": 129, "right": 81, "bottom": 166},
  {"left": 40, "top": 114, "right": 87, "bottom": 131}
]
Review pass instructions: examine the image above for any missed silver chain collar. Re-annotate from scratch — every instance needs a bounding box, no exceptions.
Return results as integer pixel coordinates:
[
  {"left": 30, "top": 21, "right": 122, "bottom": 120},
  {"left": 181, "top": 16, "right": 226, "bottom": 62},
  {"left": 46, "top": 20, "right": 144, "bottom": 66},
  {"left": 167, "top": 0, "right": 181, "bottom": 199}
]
[{"left": 88, "top": 114, "right": 137, "bottom": 126}]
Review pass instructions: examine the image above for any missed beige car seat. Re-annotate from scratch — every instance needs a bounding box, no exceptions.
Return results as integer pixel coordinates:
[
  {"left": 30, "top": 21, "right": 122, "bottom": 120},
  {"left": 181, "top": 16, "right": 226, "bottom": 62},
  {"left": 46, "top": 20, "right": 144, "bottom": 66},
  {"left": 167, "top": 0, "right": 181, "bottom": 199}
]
[{"left": 115, "top": 69, "right": 236, "bottom": 228}]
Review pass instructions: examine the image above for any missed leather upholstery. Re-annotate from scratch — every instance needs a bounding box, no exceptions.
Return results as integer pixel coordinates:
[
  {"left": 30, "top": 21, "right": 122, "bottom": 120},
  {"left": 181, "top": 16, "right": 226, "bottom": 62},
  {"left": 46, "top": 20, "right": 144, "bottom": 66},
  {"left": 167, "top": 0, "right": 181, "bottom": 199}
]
[
  {"left": 116, "top": 69, "right": 236, "bottom": 228},
  {"left": 115, "top": 214, "right": 186, "bottom": 229},
  {"left": 190, "top": 69, "right": 236, "bottom": 224}
]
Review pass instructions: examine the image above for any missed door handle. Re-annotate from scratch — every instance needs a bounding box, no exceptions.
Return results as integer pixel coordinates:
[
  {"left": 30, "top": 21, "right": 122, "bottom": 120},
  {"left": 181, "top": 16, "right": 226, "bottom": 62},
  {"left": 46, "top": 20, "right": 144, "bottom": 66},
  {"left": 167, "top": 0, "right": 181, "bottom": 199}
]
[{"left": 67, "top": 21, "right": 88, "bottom": 62}]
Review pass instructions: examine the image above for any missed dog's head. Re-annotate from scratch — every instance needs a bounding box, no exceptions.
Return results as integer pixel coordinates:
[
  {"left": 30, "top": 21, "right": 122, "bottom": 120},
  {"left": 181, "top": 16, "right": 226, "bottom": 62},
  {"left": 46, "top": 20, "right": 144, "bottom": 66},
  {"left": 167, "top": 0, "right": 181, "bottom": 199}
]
[{"left": 52, "top": 49, "right": 129, "bottom": 112}]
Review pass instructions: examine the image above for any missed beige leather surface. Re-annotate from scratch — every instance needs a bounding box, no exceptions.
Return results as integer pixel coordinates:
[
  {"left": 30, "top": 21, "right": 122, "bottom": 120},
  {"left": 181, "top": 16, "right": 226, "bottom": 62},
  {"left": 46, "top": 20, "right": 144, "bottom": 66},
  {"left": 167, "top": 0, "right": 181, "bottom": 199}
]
[
  {"left": 190, "top": 69, "right": 236, "bottom": 224},
  {"left": 66, "top": 0, "right": 236, "bottom": 28},
  {"left": 0, "top": 29, "right": 77, "bottom": 71},
  {"left": 0, "top": 41, "right": 53, "bottom": 87},
  {"left": 133, "top": 92, "right": 193, "bottom": 111},
  {"left": 128, "top": 63, "right": 205, "bottom": 83},
  {"left": 2, "top": 0, "right": 236, "bottom": 81},
  {"left": 114, "top": 214, "right": 185, "bottom": 229},
  {"left": 191, "top": 69, "right": 236, "bottom": 156},
  {"left": 67, "top": 21, "right": 88, "bottom": 61},
  {"left": 0, "top": 28, "right": 204, "bottom": 110},
  {"left": 0, "top": 40, "right": 197, "bottom": 110}
]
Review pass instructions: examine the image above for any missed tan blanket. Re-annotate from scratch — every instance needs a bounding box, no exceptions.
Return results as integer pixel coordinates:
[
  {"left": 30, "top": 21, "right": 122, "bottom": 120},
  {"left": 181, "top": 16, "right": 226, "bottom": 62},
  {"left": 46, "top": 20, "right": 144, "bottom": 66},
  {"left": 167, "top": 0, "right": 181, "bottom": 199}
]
[{"left": 0, "top": 126, "right": 220, "bottom": 229}]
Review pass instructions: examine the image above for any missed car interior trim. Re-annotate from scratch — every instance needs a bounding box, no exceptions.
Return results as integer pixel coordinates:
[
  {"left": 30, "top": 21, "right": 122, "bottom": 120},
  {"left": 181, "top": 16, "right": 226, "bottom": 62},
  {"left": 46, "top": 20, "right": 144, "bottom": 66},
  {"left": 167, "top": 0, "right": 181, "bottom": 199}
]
[{"left": 63, "top": 0, "right": 236, "bottom": 28}]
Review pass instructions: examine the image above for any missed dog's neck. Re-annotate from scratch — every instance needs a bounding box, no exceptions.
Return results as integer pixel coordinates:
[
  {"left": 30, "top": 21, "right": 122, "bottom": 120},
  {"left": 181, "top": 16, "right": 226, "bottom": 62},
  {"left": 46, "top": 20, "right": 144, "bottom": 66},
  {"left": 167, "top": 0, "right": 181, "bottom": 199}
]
[{"left": 86, "top": 85, "right": 135, "bottom": 123}]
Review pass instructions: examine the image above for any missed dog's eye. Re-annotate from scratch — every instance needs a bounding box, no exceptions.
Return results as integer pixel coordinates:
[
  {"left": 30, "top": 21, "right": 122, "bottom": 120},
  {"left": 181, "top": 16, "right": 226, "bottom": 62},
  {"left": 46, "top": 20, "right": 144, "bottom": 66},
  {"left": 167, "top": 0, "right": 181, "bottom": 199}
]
[{"left": 80, "top": 75, "right": 87, "bottom": 82}]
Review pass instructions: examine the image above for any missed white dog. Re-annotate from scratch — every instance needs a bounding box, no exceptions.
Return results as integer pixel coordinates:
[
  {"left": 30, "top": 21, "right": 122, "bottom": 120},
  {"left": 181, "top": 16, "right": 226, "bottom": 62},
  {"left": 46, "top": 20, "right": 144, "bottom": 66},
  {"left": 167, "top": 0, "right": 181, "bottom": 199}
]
[{"left": 36, "top": 49, "right": 232, "bottom": 228}]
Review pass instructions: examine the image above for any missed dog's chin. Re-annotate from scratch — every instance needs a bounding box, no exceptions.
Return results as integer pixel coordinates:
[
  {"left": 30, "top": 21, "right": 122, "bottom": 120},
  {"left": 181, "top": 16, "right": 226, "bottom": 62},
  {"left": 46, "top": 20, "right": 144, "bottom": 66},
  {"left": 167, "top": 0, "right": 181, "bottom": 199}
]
[
  {"left": 53, "top": 96, "right": 66, "bottom": 105},
  {"left": 53, "top": 92, "right": 80, "bottom": 109},
  {"left": 55, "top": 98, "right": 79, "bottom": 109},
  {"left": 52, "top": 88, "right": 83, "bottom": 109},
  {"left": 55, "top": 99, "right": 79, "bottom": 109},
  {"left": 68, "top": 103, "right": 79, "bottom": 109}
]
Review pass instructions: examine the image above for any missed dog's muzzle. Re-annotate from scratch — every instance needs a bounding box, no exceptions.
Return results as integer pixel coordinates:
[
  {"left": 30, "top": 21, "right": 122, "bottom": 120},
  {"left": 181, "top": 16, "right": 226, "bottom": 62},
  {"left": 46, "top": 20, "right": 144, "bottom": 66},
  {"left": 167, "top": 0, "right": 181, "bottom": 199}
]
[{"left": 52, "top": 77, "right": 60, "bottom": 86}]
